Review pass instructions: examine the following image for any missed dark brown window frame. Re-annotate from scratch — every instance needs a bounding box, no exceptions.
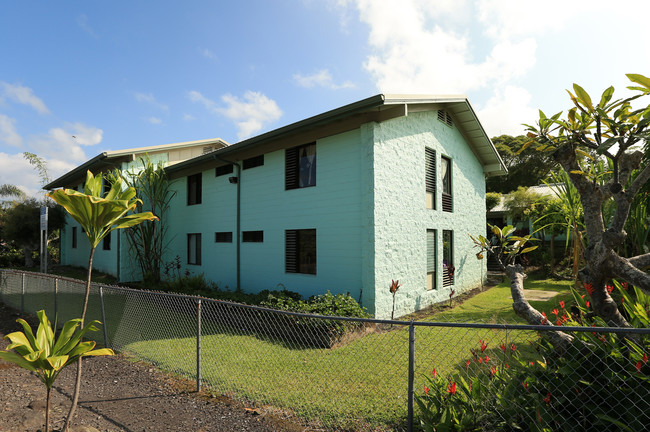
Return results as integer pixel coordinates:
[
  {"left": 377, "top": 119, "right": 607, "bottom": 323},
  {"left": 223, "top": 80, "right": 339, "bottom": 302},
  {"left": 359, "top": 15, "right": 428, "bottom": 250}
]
[
  {"left": 187, "top": 233, "right": 202, "bottom": 265},
  {"left": 286, "top": 142, "right": 316, "bottom": 190},
  {"left": 187, "top": 173, "right": 202, "bottom": 206},
  {"left": 285, "top": 229, "right": 317, "bottom": 275}
]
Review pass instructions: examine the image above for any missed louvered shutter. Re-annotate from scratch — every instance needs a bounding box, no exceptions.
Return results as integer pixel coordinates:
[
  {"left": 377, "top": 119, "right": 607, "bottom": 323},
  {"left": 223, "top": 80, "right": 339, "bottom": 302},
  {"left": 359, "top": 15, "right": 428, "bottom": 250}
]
[
  {"left": 285, "top": 230, "right": 297, "bottom": 272},
  {"left": 285, "top": 147, "right": 298, "bottom": 190}
]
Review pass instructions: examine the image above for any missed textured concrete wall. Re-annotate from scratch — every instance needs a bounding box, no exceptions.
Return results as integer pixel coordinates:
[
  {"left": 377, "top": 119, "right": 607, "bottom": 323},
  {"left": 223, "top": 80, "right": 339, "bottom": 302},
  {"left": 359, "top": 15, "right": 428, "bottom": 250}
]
[
  {"left": 371, "top": 111, "right": 487, "bottom": 319},
  {"left": 164, "top": 129, "right": 366, "bottom": 299}
]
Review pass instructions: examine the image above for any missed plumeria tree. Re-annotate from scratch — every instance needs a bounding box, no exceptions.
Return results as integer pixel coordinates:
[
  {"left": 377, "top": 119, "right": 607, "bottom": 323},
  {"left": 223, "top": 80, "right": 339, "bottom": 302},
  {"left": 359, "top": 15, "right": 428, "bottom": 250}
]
[
  {"left": 47, "top": 170, "right": 157, "bottom": 430},
  {"left": 475, "top": 74, "right": 650, "bottom": 346}
]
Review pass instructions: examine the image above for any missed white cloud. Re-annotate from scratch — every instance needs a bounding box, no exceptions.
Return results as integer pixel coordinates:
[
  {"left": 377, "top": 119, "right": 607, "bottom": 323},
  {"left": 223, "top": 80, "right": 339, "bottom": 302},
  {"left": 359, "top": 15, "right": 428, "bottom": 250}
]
[
  {"left": 183, "top": 113, "right": 195, "bottom": 121},
  {"left": 134, "top": 92, "right": 169, "bottom": 111},
  {"left": 0, "top": 114, "right": 22, "bottom": 147},
  {"left": 294, "top": 69, "right": 355, "bottom": 89},
  {"left": 189, "top": 90, "right": 283, "bottom": 140},
  {"left": 29, "top": 123, "right": 103, "bottom": 163},
  {"left": 350, "top": 0, "right": 539, "bottom": 94},
  {"left": 188, "top": 90, "right": 218, "bottom": 113},
  {"left": 477, "top": 86, "right": 536, "bottom": 137},
  {"left": 0, "top": 152, "right": 40, "bottom": 197},
  {"left": 220, "top": 91, "right": 283, "bottom": 140},
  {"left": 148, "top": 117, "right": 162, "bottom": 124},
  {"left": 1, "top": 82, "right": 50, "bottom": 114}
]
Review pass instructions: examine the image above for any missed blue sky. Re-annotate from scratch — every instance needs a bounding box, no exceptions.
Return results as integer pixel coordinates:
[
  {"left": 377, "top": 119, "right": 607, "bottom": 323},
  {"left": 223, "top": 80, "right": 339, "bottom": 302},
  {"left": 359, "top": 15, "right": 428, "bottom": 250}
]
[{"left": 2, "top": 0, "right": 650, "bottom": 196}]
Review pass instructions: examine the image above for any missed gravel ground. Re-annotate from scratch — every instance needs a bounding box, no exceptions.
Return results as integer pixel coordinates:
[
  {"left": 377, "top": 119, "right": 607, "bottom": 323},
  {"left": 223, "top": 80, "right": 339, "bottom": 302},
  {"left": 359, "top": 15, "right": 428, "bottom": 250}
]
[{"left": 0, "top": 302, "right": 312, "bottom": 432}]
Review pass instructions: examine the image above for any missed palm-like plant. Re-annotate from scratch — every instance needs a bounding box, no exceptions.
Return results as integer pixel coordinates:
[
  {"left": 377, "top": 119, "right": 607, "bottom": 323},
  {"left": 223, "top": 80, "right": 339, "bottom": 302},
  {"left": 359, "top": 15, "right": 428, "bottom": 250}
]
[
  {"left": 0, "top": 310, "right": 114, "bottom": 432},
  {"left": 47, "top": 170, "right": 157, "bottom": 430}
]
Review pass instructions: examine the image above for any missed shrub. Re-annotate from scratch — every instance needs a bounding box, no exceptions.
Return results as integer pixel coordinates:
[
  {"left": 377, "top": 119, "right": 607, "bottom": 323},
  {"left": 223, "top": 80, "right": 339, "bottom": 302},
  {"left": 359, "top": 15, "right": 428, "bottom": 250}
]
[{"left": 417, "top": 283, "right": 650, "bottom": 431}]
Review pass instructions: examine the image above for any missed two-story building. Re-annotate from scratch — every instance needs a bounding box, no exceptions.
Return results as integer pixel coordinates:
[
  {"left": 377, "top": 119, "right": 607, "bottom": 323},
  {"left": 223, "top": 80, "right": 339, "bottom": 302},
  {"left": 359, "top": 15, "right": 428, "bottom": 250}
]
[{"left": 46, "top": 94, "right": 506, "bottom": 319}]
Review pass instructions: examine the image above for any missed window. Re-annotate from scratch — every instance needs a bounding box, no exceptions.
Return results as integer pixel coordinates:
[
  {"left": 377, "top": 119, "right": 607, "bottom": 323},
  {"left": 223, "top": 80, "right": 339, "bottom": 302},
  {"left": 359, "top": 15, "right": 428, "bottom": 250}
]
[
  {"left": 215, "top": 232, "right": 233, "bottom": 243},
  {"left": 242, "top": 230, "right": 263, "bottom": 242},
  {"left": 187, "top": 233, "right": 201, "bottom": 265},
  {"left": 426, "top": 230, "right": 437, "bottom": 290},
  {"left": 215, "top": 165, "right": 234, "bottom": 177},
  {"left": 286, "top": 143, "right": 316, "bottom": 190},
  {"left": 425, "top": 148, "right": 436, "bottom": 209},
  {"left": 441, "top": 156, "right": 452, "bottom": 212},
  {"left": 242, "top": 155, "right": 264, "bottom": 170},
  {"left": 286, "top": 229, "right": 316, "bottom": 275},
  {"left": 443, "top": 230, "right": 454, "bottom": 287},
  {"left": 187, "top": 173, "right": 202, "bottom": 205},
  {"left": 72, "top": 227, "right": 78, "bottom": 249},
  {"left": 103, "top": 231, "right": 111, "bottom": 251}
]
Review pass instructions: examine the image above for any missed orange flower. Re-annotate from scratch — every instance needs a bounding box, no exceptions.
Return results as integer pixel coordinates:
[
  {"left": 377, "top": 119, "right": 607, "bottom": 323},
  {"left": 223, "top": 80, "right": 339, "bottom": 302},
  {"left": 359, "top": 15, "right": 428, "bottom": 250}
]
[
  {"left": 584, "top": 283, "right": 594, "bottom": 295},
  {"left": 643, "top": 353, "right": 648, "bottom": 363},
  {"left": 424, "top": 385, "right": 430, "bottom": 395},
  {"left": 466, "top": 360, "right": 471, "bottom": 369},
  {"left": 635, "top": 361, "right": 642, "bottom": 373},
  {"left": 484, "top": 356, "right": 490, "bottom": 363},
  {"left": 559, "top": 300, "right": 565, "bottom": 309},
  {"left": 389, "top": 279, "right": 401, "bottom": 294},
  {"left": 622, "top": 282, "right": 629, "bottom": 290},
  {"left": 607, "top": 284, "right": 614, "bottom": 294},
  {"left": 479, "top": 339, "right": 488, "bottom": 353},
  {"left": 543, "top": 392, "right": 551, "bottom": 404},
  {"left": 552, "top": 308, "right": 559, "bottom": 316},
  {"left": 586, "top": 301, "right": 590, "bottom": 308},
  {"left": 447, "top": 382, "right": 457, "bottom": 395},
  {"left": 500, "top": 343, "right": 506, "bottom": 352},
  {"left": 432, "top": 368, "right": 437, "bottom": 378},
  {"left": 510, "top": 343, "right": 517, "bottom": 352}
]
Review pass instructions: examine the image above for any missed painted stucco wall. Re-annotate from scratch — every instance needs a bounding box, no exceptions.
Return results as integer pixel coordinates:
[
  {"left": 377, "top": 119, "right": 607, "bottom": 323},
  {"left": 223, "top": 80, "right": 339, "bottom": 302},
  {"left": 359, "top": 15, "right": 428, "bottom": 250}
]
[
  {"left": 164, "top": 129, "right": 367, "bottom": 299},
  {"left": 370, "top": 111, "right": 487, "bottom": 319}
]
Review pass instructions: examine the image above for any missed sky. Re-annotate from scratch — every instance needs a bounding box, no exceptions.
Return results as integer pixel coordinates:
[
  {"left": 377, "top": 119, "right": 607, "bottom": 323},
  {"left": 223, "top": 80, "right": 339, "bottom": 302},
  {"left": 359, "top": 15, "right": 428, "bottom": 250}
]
[{"left": 1, "top": 0, "right": 650, "bottom": 197}]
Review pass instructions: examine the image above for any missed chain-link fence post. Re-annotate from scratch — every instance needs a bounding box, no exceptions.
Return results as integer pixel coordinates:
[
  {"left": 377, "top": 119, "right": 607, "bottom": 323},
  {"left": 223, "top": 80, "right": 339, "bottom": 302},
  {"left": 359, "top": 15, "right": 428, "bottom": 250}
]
[
  {"left": 99, "top": 286, "right": 110, "bottom": 349},
  {"left": 408, "top": 320, "right": 415, "bottom": 432},
  {"left": 197, "top": 298, "right": 202, "bottom": 392},
  {"left": 54, "top": 278, "right": 58, "bottom": 321},
  {"left": 20, "top": 272, "right": 25, "bottom": 315}
]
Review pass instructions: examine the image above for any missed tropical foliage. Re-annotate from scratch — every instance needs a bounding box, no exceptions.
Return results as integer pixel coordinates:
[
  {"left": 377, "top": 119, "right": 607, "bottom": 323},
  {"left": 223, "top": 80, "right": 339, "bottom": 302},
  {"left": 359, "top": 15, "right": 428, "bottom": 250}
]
[
  {"left": 0, "top": 310, "right": 114, "bottom": 432},
  {"left": 47, "top": 169, "right": 156, "bottom": 430}
]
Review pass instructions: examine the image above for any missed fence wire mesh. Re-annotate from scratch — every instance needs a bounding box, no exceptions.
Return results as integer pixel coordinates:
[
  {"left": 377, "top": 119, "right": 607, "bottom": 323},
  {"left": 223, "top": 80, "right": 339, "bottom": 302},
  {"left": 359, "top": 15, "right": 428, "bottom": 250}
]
[{"left": 1, "top": 269, "right": 648, "bottom": 431}]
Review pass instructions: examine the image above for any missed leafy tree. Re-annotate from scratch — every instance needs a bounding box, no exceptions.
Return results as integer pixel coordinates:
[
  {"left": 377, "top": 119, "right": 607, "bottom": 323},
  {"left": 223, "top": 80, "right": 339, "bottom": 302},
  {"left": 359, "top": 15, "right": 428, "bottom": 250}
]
[
  {"left": 118, "top": 156, "right": 175, "bottom": 283},
  {"left": 502, "top": 186, "right": 545, "bottom": 224},
  {"left": 1, "top": 199, "right": 65, "bottom": 267},
  {"left": 0, "top": 310, "right": 113, "bottom": 432},
  {"left": 485, "top": 192, "right": 502, "bottom": 212},
  {"left": 486, "top": 134, "right": 556, "bottom": 193},
  {"left": 47, "top": 170, "right": 156, "bottom": 430},
  {"left": 476, "top": 74, "right": 650, "bottom": 346}
]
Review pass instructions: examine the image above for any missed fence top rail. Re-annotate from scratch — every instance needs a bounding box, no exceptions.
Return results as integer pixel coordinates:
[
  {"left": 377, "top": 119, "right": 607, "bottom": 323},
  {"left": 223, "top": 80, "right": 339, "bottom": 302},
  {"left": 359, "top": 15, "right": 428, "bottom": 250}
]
[{"left": 3, "top": 269, "right": 650, "bottom": 335}]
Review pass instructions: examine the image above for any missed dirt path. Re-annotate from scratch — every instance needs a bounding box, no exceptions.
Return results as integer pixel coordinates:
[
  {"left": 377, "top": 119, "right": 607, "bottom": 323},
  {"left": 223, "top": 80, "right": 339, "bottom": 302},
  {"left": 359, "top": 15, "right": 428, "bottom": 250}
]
[{"left": 0, "top": 303, "right": 310, "bottom": 432}]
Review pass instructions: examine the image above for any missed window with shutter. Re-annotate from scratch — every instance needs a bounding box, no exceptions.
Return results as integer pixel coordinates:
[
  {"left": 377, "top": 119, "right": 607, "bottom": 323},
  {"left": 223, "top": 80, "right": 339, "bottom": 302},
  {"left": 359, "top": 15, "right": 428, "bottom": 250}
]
[
  {"left": 286, "top": 143, "right": 316, "bottom": 190},
  {"left": 426, "top": 229, "right": 437, "bottom": 290},
  {"left": 441, "top": 156, "right": 452, "bottom": 212},
  {"left": 285, "top": 229, "right": 316, "bottom": 274},
  {"left": 425, "top": 148, "right": 436, "bottom": 209},
  {"left": 443, "top": 230, "right": 454, "bottom": 287}
]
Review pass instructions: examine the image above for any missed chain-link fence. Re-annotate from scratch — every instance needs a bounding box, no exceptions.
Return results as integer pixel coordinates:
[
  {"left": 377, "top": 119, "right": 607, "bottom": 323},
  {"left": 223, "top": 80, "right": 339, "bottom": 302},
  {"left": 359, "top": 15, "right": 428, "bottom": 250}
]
[{"left": 1, "top": 269, "right": 648, "bottom": 431}]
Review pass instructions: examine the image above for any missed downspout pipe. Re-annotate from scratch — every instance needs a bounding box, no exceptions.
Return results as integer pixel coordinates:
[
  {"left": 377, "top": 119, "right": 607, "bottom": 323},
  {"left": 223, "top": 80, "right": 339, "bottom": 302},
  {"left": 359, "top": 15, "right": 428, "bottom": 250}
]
[{"left": 213, "top": 155, "right": 241, "bottom": 290}]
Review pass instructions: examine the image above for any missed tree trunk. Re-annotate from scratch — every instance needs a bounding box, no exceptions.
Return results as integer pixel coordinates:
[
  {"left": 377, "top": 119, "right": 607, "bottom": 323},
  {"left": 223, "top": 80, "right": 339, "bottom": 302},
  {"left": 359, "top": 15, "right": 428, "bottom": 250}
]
[
  {"left": 64, "top": 246, "right": 95, "bottom": 431},
  {"left": 22, "top": 244, "right": 33, "bottom": 267},
  {"left": 45, "top": 386, "right": 51, "bottom": 432}
]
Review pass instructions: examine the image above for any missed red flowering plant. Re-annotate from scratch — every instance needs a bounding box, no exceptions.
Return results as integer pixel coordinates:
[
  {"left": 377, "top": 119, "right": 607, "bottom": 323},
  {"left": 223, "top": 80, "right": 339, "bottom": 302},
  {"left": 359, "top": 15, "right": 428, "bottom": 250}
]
[{"left": 416, "top": 339, "right": 530, "bottom": 431}]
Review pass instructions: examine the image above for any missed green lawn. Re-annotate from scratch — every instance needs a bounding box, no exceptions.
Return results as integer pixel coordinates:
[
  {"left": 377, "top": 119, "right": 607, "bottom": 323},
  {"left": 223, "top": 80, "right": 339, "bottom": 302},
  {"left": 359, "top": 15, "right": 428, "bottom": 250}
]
[{"left": 2, "top": 271, "right": 574, "bottom": 430}]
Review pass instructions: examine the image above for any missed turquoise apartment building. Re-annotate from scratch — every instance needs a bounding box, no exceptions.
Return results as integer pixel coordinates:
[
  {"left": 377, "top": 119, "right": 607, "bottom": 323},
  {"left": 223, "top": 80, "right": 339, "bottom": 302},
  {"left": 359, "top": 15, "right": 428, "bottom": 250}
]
[{"left": 46, "top": 94, "right": 506, "bottom": 319}]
